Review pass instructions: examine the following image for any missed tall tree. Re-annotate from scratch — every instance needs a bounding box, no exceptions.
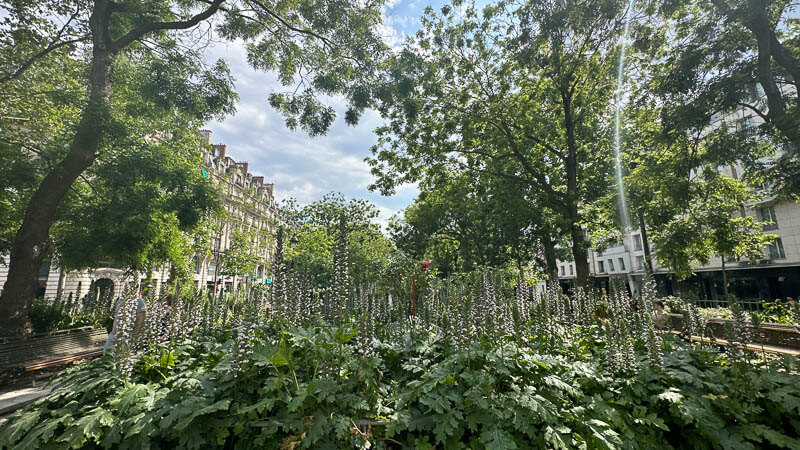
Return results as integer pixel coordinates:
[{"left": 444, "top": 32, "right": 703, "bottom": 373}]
[
  {"left": 390, "top": 170, "right": 565, "bottom": 279},
  {"left": 619, "top": 90, "right": 775, "bottom": 288},
  {"left": 655, "top": 0, "right": 800, "bottom": 196},
  {"left": 219, "top": 228, "right": 261, "bottom": 279},
  {"left": 52, "top": 140, "right": 221, "bottom": 278},
  {"left": 280, "top": 193, "right": 393, "bottom": 286},
  {"left": 368, "top": 0, "right": 633, "bottom": 289},
  {"left": 0, "top": 0, "right": 387, "bottom": 334}
]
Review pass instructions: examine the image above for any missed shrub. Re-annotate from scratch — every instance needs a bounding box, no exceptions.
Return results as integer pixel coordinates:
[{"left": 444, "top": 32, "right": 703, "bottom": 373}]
[
  {"left": 3, "top": 270, "right": 799, "bottom": 448},
  {"left": 2, "top": 323, "right": 800, "bottom": 449},
  {"left": 28, "top": 299, "right": 71, "bottom": 333}
]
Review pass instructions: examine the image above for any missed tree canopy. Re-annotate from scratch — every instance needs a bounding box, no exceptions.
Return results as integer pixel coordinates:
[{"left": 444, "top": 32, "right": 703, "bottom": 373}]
[
  {"left": 652, "top": 0, "right": 800, "bottom": 197},
  {"left": 368, "top": 0, "right": 634, "bottom": 288},
  {"left": 0, "top": 0, "right": 390, "bottom": 334},
  {"left": 280, "top": 193, "right": 394, "bottom": 286},
  {"left": 390, "top": 170, "right": 564, "bottom": 279}
]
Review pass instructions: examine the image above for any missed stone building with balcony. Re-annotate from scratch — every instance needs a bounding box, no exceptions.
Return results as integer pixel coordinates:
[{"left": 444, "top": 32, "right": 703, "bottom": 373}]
[
  {"left": 192, "top": 130, "right": 278, "bottom": 293},
  {"left": 0, "top": 130, "right": 278, "bottom": 302}
]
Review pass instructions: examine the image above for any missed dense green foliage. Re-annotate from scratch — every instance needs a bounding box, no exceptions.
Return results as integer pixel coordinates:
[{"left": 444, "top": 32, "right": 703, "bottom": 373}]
[
  {"left": 2, "top": 320, "right": 800, "bottom": 449},
  {"left": 370, "top": 0, "right": 799, "bottom": 291},
  {"left": 652, "top": 0, "right": 800, "bottom": 197},
  {"left": 368, "top": 0, "right": 637, "bottom": 287},
  {"left": 0, "top": 9, "right": 236, "bottom": 269},
  {"left": 3, "top": 264, "right": 800, "bottom": 449},
  {"left": 390, "top": 171, "right": 563, "bottom": 278},
  {"left": 279, "top": 193, "right": 396, "bottom": 286},
  {"left": 0, "top": 0, "right": 390, "bottom": 334}
]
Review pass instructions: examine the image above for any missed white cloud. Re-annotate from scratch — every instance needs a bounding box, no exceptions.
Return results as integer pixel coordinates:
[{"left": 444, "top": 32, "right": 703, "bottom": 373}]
[
  {"left": 200, "top": 6, "right": 426, "bottom": 226},
  {"left": 375, "top": 206, "right": 399, "bottom": 231}
]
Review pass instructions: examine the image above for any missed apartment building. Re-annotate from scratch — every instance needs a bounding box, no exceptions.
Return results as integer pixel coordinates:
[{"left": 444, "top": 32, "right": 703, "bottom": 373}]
[
  {"left": 557, "top": 200, "right": 800, "bottom": 302},
  {"left": 0, "top": 131, "right": 278, "bottom": 302},
  {"left": 556, "top": 94, "right": 800, "bottom": 302},
  {"left": 193, "top": 130, "right": 278, "bottom": 293}
]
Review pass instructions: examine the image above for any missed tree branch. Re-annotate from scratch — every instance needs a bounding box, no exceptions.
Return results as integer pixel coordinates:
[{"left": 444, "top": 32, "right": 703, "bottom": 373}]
[
  {"left": 0, "top": 36, "right": 89, "bottom": 84},
  {"left": 78, "top": 173, "right": 99, "bottom": 195},
  {"left": 453, "top": 160, "right": 568, "bottom": 212},
  {"left": 736, "top": 102, "right": 769, "bottom": 123},
  {"left": 507, "top": 120, "right": 567, "bottom": 162},
  {"left": 109, "top": 0, "right": 225, "bottom": 52},
  {"left": 768, "top": 32, "right": 800, "bottom": 88},
  {"left": 495, "top": 118, "right": 569, "bottom": 208},
  {"left": 249, "top": 0, "right": 332, "bottom": 47}
]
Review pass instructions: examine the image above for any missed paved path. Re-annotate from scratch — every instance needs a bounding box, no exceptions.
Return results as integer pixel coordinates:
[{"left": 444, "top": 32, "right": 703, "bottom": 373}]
[{"left": 0, "top": 385, "right": 52, "bottom": 417}]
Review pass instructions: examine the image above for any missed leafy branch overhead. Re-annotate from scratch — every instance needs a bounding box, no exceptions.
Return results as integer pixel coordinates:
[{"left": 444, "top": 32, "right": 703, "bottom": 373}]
[
  {"left": 368, "top": 0, "right": 634, "bottom": 288},
  {"left": 0, "top": 0, "right": 390, "bottom": 334}
]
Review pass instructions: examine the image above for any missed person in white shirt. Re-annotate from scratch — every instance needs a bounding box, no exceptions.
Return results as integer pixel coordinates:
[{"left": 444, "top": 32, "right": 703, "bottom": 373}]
[{"left": 103, "top": 295, "right": 146, "bottom": 354}]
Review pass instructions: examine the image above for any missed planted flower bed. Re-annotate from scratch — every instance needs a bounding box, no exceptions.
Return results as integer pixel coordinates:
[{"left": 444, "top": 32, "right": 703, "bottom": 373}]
[{"left": 1, "top": 273, "right": 799, "bottom": 449}]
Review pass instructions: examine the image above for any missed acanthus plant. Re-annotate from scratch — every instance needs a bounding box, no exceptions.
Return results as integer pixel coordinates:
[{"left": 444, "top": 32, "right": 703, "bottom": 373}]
[{"left": 5, "top": 262, "right": 800, "bottom": 448}]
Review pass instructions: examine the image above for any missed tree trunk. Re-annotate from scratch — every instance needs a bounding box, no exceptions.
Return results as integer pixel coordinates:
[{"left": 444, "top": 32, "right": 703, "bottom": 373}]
[
  {"left": 541, "top": 231, "right": 559, "bottom": 283},
  {"left": 570, "top": 222, "right": 590, "bottom": 290},
  {"left": 561, "top": 85, "right": 589, "bottom": 291},
  {"left": 55, "top": 267, "right": 66, "bottom": 302},
  {"left": 746, "top": 2, "right": 800, "bottom": 150},
  {"left": 638, "top": 210, "right": 654, "bottom": 275},
  {"left": 0, "top": 2, "right": 113, "bottom": 335}
]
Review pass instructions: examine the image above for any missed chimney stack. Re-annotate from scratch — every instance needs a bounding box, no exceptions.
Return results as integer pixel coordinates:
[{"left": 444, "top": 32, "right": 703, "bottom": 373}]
[
  {"left": 212, "top": 144, "right": 226, "bottom": 159},
  {"left": 198, "top": 129, "right": 212, "bottom": 144}
]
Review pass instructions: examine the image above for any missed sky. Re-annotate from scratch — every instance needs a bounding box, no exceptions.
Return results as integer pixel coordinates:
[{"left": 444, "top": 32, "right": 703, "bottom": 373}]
[{"left": 203, "top": 1, "right": 447, "bottom": 228}]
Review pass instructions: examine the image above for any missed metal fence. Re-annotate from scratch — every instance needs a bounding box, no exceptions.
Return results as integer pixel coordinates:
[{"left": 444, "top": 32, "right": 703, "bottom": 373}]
[{"left": 690, "top": 298, "right": 766, "bottom": 311}]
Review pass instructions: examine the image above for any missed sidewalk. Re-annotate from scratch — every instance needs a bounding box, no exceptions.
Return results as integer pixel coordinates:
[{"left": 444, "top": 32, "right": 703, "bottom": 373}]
[{"left": 0, "top": 385, "right": 52, "bottom": 417}]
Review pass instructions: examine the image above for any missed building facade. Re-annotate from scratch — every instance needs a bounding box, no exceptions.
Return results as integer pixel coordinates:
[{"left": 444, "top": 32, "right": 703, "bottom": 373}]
[
  {"left": 192, "top": 130, "right": 278, "bottom": 293},
  {"left": 557, "top": 200, "right": 800, "bottom": 302},
  {"left": 0, "top": 130, "right": 277, "bottom": 302},
  {"left": 556, "top": 97, "right": 800, "bottom": 302}
]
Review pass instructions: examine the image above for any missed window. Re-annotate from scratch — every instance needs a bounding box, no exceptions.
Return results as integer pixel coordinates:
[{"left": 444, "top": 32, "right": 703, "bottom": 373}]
[
  {"left": 207, "top": 259, "right": 217, "bottom": 276},
  {"left": 618, "top": 258, "right": 626, "bottom": 271},
  {"left": 598, "top": 260, "right": 605, "bottom": 273},
  {"left": 193, "top": 257, "right": 200, "bottom": 274},
  {"left": 633, "top": 234, "right": 643, "bottom": 251},
  {"left": 759, "top": 206, "right": 778, "bottom": 230},
  {"left": 767, "top": 238, "right": 786, "bottom": 259},
  {"left": 739, "top": 117, "right": 756, "bottom": 138},
  {"left": 214, "top": 237, "right": 221, "bottom": 250},
  {"left": 560, "top": 266, "right": 565, "bottom": 276},
  {"left": 636, "top": 256, "right": 644, "bottom": 270},
  {"left": 569, "top": 265, "right": 573, "bottom": 276},
  {"left": 608, "top": 259, "right": 615, "bottom": 272}
]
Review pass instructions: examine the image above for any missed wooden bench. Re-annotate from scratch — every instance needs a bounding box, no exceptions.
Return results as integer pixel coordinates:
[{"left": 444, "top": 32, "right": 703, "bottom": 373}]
[
  {"left": 667, "top": 313, "right": 800, "bottom": 350},
  {"left": 668, "top": 330, "right": 800, "bottom": 357},
  {"left": 0, "top": 327, "right": 108, "bottom": 376}
]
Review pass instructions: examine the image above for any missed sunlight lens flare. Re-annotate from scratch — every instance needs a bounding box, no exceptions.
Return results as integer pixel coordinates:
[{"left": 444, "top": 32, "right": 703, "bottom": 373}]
[{"left": 614, "top": 0, "right": 636, "bottom": 234}]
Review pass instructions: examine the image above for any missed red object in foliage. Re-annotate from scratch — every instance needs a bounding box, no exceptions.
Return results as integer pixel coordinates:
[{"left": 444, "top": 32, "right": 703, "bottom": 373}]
[{"left": 421, "top": 261, "right": 430, "bottom": 269}]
